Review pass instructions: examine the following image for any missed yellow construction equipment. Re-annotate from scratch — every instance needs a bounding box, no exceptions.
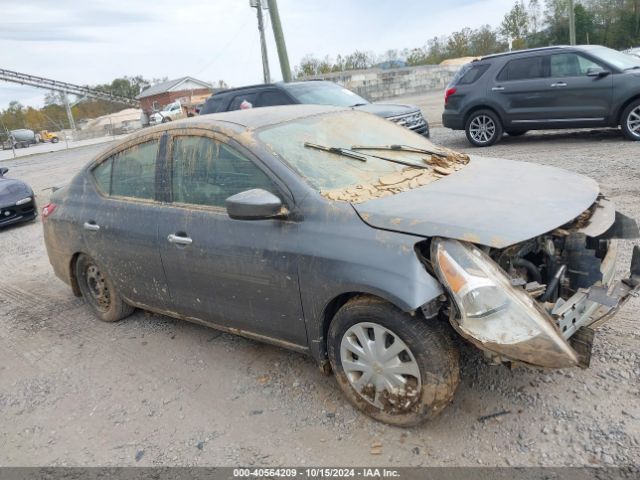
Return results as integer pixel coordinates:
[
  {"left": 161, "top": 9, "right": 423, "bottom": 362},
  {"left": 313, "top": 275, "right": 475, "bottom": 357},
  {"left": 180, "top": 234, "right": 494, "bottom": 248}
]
[{"left": 38, "top": 130, "right": 59, "bottom": 143}]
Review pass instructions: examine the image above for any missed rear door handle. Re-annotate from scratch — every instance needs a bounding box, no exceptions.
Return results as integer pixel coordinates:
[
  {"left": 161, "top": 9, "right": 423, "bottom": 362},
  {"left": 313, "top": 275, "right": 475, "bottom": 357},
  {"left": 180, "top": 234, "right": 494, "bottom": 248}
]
[
  {"left": 83, "top": 221, "right": 100, "bottom": 232},
  {"left": 551, "top": 82, "right": 567, "bottom": 87},
  {"left": 491, "top": 86, "right": 505, "bottom": 91},
  {"left": 167, "top": 233, "right": 193, "bottom": 245}
]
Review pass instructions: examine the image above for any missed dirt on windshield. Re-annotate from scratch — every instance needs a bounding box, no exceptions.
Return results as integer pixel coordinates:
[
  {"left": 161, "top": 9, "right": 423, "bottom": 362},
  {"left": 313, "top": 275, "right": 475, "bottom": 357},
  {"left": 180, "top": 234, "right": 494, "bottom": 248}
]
[{"left": 321, "top": 147, "right": 470, "bottom": 203}]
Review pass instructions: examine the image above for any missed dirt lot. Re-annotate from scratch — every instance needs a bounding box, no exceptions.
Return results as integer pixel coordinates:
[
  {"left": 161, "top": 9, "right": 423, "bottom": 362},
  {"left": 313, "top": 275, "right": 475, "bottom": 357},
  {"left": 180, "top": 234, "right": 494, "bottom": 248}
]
[{"left": 1, "top": 115, "right": 639, "bottom": 467}]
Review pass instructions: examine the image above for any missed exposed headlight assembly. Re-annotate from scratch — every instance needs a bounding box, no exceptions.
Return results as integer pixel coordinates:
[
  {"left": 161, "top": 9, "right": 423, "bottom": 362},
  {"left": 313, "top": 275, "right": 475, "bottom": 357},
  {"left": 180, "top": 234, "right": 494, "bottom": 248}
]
[
  {"left": 431, "top": 238, "right": 578, "bottom": 368},
  {"left": 15, "top": 196, "right": 32, "bottom": 206}
]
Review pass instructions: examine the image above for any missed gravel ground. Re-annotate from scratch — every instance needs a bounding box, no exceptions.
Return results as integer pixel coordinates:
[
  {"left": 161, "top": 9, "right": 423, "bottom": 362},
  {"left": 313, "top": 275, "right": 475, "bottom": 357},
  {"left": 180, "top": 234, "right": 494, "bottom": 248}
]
[{"left": 1, "top": 121, "right": 639, "bottom": 467}]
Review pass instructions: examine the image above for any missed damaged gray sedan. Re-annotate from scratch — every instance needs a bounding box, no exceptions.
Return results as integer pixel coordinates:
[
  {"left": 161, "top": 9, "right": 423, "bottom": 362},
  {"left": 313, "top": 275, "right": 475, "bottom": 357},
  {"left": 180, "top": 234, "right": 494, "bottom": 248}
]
[{"left": 42, "top": 105, "right": 640, "bottom": 426}]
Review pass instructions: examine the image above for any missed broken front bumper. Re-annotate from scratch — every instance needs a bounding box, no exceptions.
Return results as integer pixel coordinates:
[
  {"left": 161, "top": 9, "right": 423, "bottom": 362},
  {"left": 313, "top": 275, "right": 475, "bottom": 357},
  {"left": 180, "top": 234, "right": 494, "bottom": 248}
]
[{"left": 557, "top": 244, "right": 640, "bottom": 367}]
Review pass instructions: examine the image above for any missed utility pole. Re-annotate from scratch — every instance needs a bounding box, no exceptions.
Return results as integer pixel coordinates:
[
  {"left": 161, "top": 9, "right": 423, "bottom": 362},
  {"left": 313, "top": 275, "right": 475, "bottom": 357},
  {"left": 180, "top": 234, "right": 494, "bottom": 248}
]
[
  {"left": 63, "top": 94, "right": 76, "bottom": 131},
  {"left": 568, "top": 0, "right": 576, "bottom": 45},
  {"left": 250, "top": 0, "right": 271, "bottom": 83},
  {"left": 266, "top": 0, "right": 291, "bottom": 82}
]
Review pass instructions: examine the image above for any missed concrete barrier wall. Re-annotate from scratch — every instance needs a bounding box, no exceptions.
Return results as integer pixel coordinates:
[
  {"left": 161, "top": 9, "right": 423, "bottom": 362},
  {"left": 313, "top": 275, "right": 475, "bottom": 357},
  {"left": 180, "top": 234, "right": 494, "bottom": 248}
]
[{"left": 304, "top": 65, "right": 460, "bottom": 101}]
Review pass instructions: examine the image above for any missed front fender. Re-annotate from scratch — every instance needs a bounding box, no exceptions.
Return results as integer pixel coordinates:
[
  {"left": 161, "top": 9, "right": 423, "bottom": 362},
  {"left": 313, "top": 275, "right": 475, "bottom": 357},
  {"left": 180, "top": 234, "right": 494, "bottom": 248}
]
[{"left": 296, "top": 201, "right": 444, "bottom": 363}]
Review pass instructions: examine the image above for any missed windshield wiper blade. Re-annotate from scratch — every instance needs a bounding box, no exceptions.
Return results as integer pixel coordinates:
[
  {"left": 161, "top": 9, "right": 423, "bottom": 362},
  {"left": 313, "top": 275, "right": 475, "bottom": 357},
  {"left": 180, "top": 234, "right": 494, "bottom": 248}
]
[
  {"left": 304, "top": 142, "right": 429, "bottom": 170},
  {"left": 304, "top": 142, "right": 367, "bottom": 162},
  {"left": 352, "top": 144, "right": 449, "bottom": 158},
  {"left": 624, "top": 66, "right": 640, "bottom": 71}
]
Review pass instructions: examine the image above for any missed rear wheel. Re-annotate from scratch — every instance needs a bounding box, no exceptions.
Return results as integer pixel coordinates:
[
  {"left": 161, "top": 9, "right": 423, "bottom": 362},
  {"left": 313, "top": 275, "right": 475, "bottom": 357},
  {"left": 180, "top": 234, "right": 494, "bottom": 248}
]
[
  {"left": 51, "top": 137, "right": 59, "bottom": 144},
  {"left": 621, "top": 100, "right": 640, "bottom": 141},
  {"left": 327, "top": 296, "right": 459, "bottom": 427},
  {"left": 75, "top": 254, "right": 134, "bottom": 322},
  {"left": 465, "top": 109, "right": 503, "bottom": 147}
]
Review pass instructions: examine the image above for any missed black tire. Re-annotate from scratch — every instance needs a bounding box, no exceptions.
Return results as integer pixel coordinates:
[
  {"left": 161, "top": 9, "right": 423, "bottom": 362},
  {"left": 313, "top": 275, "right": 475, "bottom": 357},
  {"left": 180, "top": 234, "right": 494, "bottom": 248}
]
[
  {"left": 465, "top": 109, "right": 503, "bottom": 147},
  {"left": 161, "top": 116, "right": 171, "bottom": 123},
  {"left": 51, "top": 137, "right": 59, "bottom": 144},
  {"left": 75, "top": 254, "right": 134, "bottom": 322},
  {"left": 327, "top": 296, "right": 459, "bottom": 427},
  {"left": 621, "top": 99, "right": 640, "bottom": 141},
  {"left": 505, "top": 130, "right": 527, "bottom": 137}
]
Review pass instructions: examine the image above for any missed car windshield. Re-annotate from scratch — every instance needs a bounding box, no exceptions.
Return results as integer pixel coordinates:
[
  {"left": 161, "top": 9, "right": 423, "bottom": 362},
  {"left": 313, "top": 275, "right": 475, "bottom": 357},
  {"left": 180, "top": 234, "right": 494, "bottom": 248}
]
[
  {"left": 589, "top": 46, "right": 640, "bottom": 70},
  {"left": 257, "top": 111, "right": 470, "bottom": 202},
  {"left": 284, "top": 82, "right": 369, "bottom": 107}
]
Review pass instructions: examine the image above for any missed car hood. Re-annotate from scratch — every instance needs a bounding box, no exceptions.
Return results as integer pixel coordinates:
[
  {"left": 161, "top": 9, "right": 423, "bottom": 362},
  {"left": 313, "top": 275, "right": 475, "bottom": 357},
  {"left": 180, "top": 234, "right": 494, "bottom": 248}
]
[
  {"left": 0, "top": 177, "right": 32, "bottom": 204},
  {"left": 352, "top": 157, "right": 599, "bottom": 248},
  {"left": 355, "top": 103, "right": 419, "bottom": 118}
]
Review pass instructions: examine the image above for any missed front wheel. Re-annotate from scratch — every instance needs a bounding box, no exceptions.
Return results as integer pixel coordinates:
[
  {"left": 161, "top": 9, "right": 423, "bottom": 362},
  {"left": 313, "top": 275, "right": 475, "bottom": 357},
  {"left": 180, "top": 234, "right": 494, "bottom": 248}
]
[
  {"left": 51, "top": 137, "right": 59, "bottom": 143},
  {"left": 621, "top": 100, "right": 640, "bottom": 141},
  {"left": 465, "top": 109, "right": 503, "bottom": 147},
  {"left": 328, "top": 297, "right": 459, "bottom": 427},
  {"left": 75, "top": 254, "right": 134, "bottom": 322}
]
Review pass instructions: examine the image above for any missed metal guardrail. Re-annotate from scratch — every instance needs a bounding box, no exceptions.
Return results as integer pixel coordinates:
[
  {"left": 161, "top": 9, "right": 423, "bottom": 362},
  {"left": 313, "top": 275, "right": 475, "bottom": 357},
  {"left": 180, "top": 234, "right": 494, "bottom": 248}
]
[{"left": 0, "top": 68, "right": 140, "bottom": 107}]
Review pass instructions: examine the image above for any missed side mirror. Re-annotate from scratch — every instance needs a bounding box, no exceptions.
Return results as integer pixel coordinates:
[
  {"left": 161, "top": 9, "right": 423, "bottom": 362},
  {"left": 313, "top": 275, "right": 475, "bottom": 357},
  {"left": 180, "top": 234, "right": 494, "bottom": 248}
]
[
  {"left": 0, "top": 167, "right": 8, "bottom": 176},
  {"left": 225, "top": 189, "right": 285, "bottom": 220},
  {"left": 587, "top": 67, "right": 610, "bottom": 78}
]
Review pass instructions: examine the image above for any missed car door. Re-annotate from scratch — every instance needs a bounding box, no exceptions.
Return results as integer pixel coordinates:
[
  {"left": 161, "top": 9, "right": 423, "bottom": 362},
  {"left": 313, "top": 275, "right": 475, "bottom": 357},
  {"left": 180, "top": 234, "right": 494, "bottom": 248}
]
[
  {"left": 157, "top": 131, "right": 306, "bottom": 346},
  {"left": 84, "top": 134, "right": 171, "bottom": 309},
  {"left": 542, "top": 52, "right": 613, "bottom": 124},
  {"left": 488, "top": 55, "right": 550, "bottom": 125}
]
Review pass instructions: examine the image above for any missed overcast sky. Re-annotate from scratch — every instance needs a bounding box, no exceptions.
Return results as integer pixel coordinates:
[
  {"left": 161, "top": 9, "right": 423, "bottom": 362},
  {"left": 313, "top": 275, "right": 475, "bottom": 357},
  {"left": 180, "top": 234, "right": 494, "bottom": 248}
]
[{"left": 0, "top": 0, "right": 515, "bottom": 109}]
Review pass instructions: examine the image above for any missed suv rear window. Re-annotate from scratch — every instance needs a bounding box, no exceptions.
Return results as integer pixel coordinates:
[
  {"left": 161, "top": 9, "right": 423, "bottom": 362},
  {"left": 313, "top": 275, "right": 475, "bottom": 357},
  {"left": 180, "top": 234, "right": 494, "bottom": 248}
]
[
  {"left": 256, "top": 90, "right": 293, "bottom": 107},
  {"left": 497, "top": 56, "right": 546, "bottom": 81},
  {"left": 456, "top": 64, "right": 490, "bottom": 85}
]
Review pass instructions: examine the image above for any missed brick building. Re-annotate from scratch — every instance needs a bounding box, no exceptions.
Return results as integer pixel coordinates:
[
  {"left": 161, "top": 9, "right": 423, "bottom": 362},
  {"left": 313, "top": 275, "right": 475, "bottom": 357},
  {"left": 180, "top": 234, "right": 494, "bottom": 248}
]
[{"left": 136, "top": 77, "right": 212, "bottom": 114}]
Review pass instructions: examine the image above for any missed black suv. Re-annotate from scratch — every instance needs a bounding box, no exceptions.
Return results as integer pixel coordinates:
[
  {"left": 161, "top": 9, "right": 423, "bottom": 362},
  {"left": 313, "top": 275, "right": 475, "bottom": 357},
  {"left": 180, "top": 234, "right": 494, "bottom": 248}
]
[
  {"left": 200, "top": 80, "right": 429, "bottom": 137},
  {"left": 442, "top": 45, "right": 640, "bottom": 146}
]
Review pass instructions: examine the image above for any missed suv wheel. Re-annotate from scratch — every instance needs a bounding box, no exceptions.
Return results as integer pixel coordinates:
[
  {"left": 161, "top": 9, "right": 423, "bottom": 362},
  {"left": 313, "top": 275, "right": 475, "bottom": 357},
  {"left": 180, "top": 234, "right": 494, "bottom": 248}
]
[
  {"left": 327, "top": 296, "right": 459, "bottom": 426},
  {"left": 621, "top": 100, "right": 640, "bottom": 141},
  {"left": 465, "top": 110, "right": 503, "bottom": 147}
]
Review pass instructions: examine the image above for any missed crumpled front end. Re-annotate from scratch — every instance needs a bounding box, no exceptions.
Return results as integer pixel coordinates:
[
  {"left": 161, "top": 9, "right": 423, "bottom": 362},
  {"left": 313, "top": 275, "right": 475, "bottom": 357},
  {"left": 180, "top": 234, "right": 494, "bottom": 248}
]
[{"left": 428, "top": 196, "right": 640, "bottom": 369}]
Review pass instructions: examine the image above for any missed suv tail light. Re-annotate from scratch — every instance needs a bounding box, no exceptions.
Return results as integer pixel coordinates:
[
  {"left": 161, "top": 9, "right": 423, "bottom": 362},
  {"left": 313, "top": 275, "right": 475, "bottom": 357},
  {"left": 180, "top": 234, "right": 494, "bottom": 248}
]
[
  {"left": 42, "top": 202, "right": 57, "bottom": 219},
  {"left": 445, "top": 87, "right": 457, "bottom": 105}
]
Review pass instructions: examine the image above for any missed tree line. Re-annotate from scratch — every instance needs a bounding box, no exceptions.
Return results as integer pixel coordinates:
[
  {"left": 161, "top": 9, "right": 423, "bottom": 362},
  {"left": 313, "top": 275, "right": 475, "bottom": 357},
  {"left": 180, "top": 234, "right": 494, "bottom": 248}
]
[{"left": 295, "top": 0, "right": 640, "bottom": 77}]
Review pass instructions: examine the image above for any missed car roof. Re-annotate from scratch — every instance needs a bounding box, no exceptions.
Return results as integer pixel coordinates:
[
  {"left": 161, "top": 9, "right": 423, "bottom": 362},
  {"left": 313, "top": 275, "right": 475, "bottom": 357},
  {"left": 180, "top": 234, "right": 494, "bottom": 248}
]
[
  {"left": 479, "top": 45, "right": 599, "bottom": 61},
  {"left": 211, "top": 80, "right": 328, "bottom": 97},
  {"left": 141, "top": 104, "right": 347, "bottom": 135}
]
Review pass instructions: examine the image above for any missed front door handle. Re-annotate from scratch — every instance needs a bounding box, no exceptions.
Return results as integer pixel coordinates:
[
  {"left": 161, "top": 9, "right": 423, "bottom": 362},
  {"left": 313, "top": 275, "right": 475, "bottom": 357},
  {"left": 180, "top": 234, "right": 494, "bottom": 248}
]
[
  {"left": 491, "top": 86, "right": 505, "bottom": 91},
  {"left": 167, "top": 233, "right": 193, "bottom": 245},
  {"left": 83, "top": 221, "right": 100, "bottom": 232},
  {"left": 551, "top": 82, "right": 567, "bottom": 87}
]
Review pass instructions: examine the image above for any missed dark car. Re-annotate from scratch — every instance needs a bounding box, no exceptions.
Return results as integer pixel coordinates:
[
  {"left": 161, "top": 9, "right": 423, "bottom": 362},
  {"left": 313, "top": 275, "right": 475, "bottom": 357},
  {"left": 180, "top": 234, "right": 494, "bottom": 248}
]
[
  {"left": 0, "top": 167, "right": 37, "bottom": 227},
  {"left": 42, "top": 106, "right": 639, "bottom": 426},
  {"left": 200, "top": 80, "right": 430, "bottom": 137},
  {"left": 442, "top": 45, "right": 640, "bottom": 146}
]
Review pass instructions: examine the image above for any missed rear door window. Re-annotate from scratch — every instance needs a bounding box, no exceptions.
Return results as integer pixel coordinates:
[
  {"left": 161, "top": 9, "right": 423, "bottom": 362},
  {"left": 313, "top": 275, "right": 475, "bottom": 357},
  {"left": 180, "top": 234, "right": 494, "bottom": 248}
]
[
  {"left": 93, "top": 158, "right": 112, "bottom": 194},
  {"left": 106, "top": 140, "right": 159, "bottom": 199},
  {"left": 498, "top": 56, "right": 546, "bottom": 81},
  {"left": 256, "top": 90, "right": 294, "bottom": 107}
]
